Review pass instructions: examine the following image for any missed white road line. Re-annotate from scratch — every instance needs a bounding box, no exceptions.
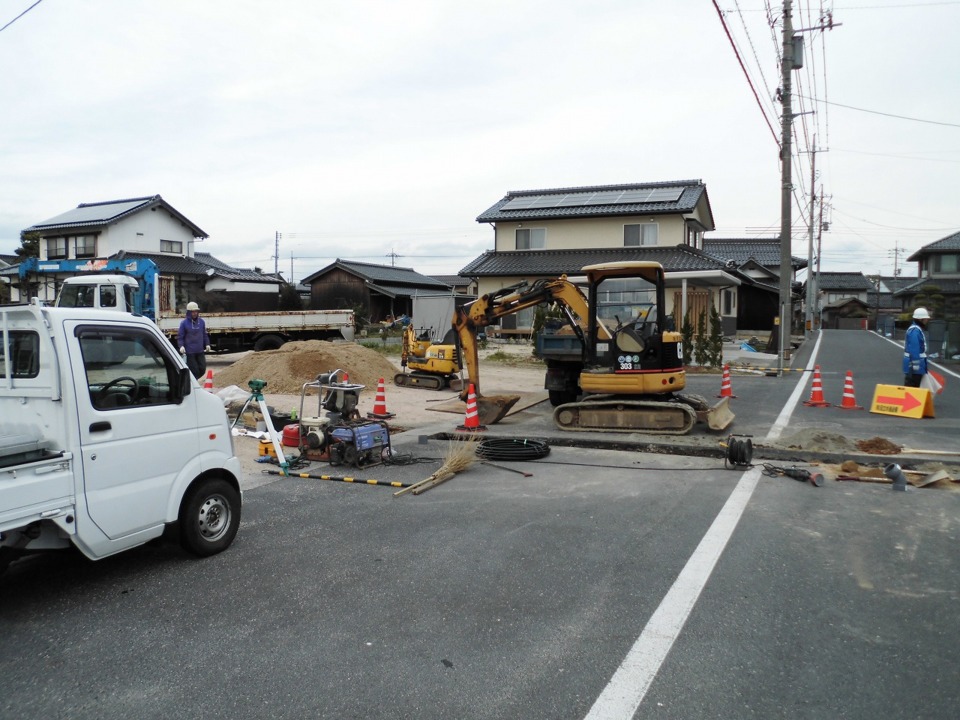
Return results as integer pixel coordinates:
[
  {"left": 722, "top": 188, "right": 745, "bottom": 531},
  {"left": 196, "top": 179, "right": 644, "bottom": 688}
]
[
  {"left": 765, "top": 330, "right": 823, "bottom": 442},
  {"left": 583, "top": 466, "right": 763, "bottom": 720}
]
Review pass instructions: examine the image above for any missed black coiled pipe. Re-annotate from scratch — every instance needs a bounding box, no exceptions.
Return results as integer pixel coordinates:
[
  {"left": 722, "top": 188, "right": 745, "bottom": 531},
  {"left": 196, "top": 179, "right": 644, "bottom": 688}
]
[{"left": 476, "top": 438, "right": 550, "bottom": 461}]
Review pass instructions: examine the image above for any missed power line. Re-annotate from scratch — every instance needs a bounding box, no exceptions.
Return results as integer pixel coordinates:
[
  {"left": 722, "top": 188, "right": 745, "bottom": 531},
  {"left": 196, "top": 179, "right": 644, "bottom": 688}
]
[
  {"left": 799, "top": 95, "right": 960, "bottom": 127},
  {"left": 711, "top": 0, "right": 781, "bottom": 149},
  {"left": 0, "top": 0, "right": 43, "bottom": 34}
]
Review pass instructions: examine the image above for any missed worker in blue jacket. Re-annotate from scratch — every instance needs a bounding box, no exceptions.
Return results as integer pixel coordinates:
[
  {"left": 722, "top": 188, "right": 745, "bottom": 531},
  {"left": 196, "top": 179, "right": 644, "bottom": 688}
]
[
  {"left": 178, "top": 301, "right": 212, "bottom": 380},
  {"left": 902, "top": 307, "right": 930, "bottom": 387}
]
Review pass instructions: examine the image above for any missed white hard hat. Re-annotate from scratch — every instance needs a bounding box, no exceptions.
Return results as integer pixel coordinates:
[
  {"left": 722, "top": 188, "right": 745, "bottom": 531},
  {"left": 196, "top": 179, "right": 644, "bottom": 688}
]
[
  {"left": 186, "top": 301, "right": 200, "bottom": 312},
  {"left": 912, "top": 307, "right": 930, "bottom": 320}
]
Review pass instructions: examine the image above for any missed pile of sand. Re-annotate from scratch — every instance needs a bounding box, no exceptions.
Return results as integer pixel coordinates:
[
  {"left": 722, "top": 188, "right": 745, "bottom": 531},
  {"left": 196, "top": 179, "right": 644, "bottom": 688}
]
[{"left": 214, "top": 340, "right": 400, "bottom": 394}]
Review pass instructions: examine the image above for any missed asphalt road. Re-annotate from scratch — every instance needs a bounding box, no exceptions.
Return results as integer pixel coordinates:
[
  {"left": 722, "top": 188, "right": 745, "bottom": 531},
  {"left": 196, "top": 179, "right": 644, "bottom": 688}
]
[{"left": 1, "top": 329, "right": 958, "bottom": 719}]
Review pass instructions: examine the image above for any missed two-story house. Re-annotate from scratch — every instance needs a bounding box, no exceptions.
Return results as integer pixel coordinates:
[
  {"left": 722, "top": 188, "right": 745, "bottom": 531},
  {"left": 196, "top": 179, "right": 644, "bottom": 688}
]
[
  {"left": 897, "top": 230, "right": 960, "bottom": 360},
  {"left": 814, "top": 271, "right": 874, "bottom": 329},
  {"left": 461, "top": 180, "right": 753, "bottom": 337},
  {"left": 5, "top": 195, "right": 281, "bottom": 312}
]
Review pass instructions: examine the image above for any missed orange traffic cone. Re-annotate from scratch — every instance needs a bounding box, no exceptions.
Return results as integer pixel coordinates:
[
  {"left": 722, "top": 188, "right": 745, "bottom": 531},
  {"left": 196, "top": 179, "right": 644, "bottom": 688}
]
[
  {"left": 367, "top": 377, "right": 396, "bottom": 419},
  {"left": 717, "top": 364, "right": 736, "bottom": 398},
  {"left": 203, "top": 369, "right": 214, "bottom": 391},
  {"left": 456, "top": 384, "right": 486, "bottom": 432},
  {"left": 836, "top": 371, "right": 863, "bottom": 410},
  {"left": 803, "top": 365, "right": 830, "bottom": 407}
]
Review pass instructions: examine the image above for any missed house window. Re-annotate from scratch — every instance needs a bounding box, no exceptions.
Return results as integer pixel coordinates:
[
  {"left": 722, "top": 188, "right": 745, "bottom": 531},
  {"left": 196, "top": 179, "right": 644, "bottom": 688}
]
[
  {"left": 934, "top": 254, "right": 958, "bottom": 273},
  {"left": 75, "top": 235, "right": 96, "bottom": 258},
  {"left": 515, "top": 228, "right": 545, "bottom": 250},
  {"left": 46, "top": 237, "right": 67, "bottom": 259},
  {"left": 624, "top": 223, "right": 658, "bottom": 247},
  {"left": 722, "top": 289, "right": 736, "bottom": 315},
  {"left": 161, "top": 239, "right": 183, "bottom": 254},
  {"left": 686, "top": 227, "right": 701, "bottom": 248}
]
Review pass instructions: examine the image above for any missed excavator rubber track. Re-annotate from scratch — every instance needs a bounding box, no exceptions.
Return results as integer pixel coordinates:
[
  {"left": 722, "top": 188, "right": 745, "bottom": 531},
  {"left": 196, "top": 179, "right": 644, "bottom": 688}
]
[
  {"left": 553, "top": 398, "right": 697, "bottom": 434},
  {"left": 394, "top": 372, "right": 445, "bottom": 391}
]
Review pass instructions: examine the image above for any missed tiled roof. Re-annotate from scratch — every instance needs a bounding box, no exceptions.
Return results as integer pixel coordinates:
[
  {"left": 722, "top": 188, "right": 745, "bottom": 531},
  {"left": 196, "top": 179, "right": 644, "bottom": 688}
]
[
  {"left": 893, "top": 277, "right": 960, "bottom": 296},
  {"left": 459, "top": 245, "right": 733, "bottom": 277},
  {"left": 816, "top": 272, "right": 874, "bottom": 291},
  {"left": 0, "top": 253, "right": 18, "bottom": 266},
  {"left": 109, "top": 251, "right": 279, "bottom": 284},
  {"left": 877, "top": 275, "right": 915, "bottom": 293},
  {"left": 25, "top": 195, "right": 208, "bottom": 238},
  {"left": 302, "top": 259, "right": 450, "bottom": 289},
  {"left": 430, "top": 275, "right": 466, "bottom": 287},
  {"left": 476, "top": 180, "right": 712, "bottom": 225},
  {"left": 906, "top": 230, "right": 960, "bottom": 261},
  {"left": 367, "top": 283, "right": 454, "bottom": 299},
  {"left": 703, "top": 237, "right": 807, "bottom": 270}
]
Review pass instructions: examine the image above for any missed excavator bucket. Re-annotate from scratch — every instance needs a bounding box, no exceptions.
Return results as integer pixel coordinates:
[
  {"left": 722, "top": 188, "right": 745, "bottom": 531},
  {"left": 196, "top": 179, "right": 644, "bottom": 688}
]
[
  {"left": 697, "top": 396, "right": 735, "bottom": 432},
  {"left": 475, "top": 395, "right": 521, "bottom": 425}
]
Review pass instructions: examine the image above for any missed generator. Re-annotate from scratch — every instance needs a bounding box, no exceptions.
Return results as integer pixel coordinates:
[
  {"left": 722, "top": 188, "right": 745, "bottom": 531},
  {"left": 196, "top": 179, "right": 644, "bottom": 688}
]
[
  {"left": 327, "top": 420, "right": 391, "bottom": 468},
  {"left": 295, "top": 369, "right": 391, "bottom": 468}
]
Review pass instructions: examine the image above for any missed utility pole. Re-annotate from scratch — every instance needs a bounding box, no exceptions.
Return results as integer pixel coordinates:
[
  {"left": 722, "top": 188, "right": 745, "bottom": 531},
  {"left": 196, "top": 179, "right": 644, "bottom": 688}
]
[
  {"left": 777, "top": 0, "right": 795, "bottom": 376},
  {"left": 804, "top": 139, "right": 817, "bottom": 338},
  {"left": 274, "top": 231, "right": 281, "bottom": 276}
]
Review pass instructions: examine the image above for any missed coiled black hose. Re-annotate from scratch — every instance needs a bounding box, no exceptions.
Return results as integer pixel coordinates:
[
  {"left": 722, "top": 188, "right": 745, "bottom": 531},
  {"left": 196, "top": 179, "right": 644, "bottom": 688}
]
[
  {"left": 724, "top": 435, "right": 753, "bottom": 468},
  {"left": 476, "top": 438, "right": 550, "bottom": 461}
]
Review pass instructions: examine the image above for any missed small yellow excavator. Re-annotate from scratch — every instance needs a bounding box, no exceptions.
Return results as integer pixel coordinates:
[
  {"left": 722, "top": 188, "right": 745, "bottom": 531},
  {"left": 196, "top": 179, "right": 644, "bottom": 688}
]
[
  {"left": 452, "top": 261, "right": 734, "bottom": 434},
  {"left": 393, "top": 325, "right": 464, "bottom": 391}
]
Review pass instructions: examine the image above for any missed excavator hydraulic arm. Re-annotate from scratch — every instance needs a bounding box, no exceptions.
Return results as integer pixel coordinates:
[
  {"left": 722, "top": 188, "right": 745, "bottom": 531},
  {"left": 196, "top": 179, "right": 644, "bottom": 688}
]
[{"left": 452, "top": 277, "right": 595, "bottom": 424}]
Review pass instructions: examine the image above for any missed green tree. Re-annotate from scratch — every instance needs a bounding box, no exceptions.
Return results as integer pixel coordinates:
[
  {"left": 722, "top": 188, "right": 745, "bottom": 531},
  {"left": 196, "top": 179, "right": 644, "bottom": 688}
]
[
  {"left": 693, "top": 310, "right": 708, "bottom": 367},
  {"left": 707, "top": 303, "right": 724, "bottom": 368},
  {"left": 680, "top": 309, "right": 694, "bottom": 366},
  {"left": 278, "top": 283, "right": 303, "bottom": 311},
  {"left": 15, "top": 230, "right": 40, "bottom": 260}
]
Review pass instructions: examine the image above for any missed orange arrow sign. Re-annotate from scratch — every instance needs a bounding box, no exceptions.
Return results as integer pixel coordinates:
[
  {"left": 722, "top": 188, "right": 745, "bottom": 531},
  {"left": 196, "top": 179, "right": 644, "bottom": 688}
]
[
  {"left": 876, "top": 390, "right": 922, "bottom": 412},
  {"left": 870, "top": 384, "right": 934, "bottom": 419}
]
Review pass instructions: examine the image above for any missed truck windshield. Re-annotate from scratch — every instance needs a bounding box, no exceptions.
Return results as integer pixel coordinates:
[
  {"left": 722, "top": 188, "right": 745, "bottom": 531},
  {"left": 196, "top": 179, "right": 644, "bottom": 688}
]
[{"left": 58, "top": 285, "right": 96, "bottom": 308}]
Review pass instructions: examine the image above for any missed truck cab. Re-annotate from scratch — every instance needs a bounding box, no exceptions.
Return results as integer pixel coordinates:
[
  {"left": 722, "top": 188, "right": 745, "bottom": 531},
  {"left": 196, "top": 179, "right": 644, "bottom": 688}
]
[
  {"left": 56, "top": 274, "right": 141, "bottom": 314},
  {"left": 1, "top": 301, "right": 243, "bottom": 576}
]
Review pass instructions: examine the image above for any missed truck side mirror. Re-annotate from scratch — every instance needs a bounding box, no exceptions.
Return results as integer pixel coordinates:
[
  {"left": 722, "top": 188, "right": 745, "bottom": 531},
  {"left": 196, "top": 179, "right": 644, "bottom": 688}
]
[{"left": 175, "top": 367, "right": 193, "bottom": 402}]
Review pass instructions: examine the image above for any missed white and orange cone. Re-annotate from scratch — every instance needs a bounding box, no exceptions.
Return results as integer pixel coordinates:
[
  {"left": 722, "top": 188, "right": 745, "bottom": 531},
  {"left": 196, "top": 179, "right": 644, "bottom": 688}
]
[
  {"left": 367, "top": 377, "right": 396, "bottom": 419},
  {"left": 203, "top": 369, "right": 214, "bottom": 391},
  {"left": 456, "top": 384, "right": 486, "bottom": 432},
  {"left": 836, "top": 371, "right": 863, "bottom": 410},
  {"left": 717, "top": 364, "right": 736, "bottom": 398},
  {"left": 803, "top": 365, "right": 830, "bottom": 407}
]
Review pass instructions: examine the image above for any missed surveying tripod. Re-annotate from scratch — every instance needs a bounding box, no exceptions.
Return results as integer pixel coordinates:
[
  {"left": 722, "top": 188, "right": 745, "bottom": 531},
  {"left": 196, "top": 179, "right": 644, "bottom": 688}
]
[{"left": 230, "top": 378, "right": 290, "bottom": 475}]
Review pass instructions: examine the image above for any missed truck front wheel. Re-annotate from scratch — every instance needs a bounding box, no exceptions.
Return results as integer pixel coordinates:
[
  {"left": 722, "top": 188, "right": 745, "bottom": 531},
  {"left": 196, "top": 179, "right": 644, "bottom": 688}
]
[
  {"left": 179, "top": 478, "right": 241, "bottom": 557},
  {"left": 253, "top": 334, "right": 285, "bottom": 351}
]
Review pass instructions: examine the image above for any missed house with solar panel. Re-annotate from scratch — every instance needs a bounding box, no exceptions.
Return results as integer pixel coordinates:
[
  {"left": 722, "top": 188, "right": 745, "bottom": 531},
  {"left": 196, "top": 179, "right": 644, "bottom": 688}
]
[
  {"left": 463, "top": 180, "right": 782, "bottom": 338},
  {"left": 4, "top": 195, "right": 282, "bottom": 312}
]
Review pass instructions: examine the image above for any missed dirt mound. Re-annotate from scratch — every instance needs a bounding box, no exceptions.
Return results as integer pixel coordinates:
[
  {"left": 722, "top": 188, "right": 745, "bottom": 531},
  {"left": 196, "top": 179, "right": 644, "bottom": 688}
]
[
  {"left": 214, "top": 340, "right": 400, "bottom": 394},
  {"left": 855, "top": 437, "right": 901, "bottom": 455}
]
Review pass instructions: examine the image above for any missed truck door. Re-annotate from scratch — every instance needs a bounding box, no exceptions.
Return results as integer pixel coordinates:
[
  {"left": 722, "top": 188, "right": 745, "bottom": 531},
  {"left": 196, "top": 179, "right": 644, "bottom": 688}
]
[{"left": 66, "top": 321, "right": 199, "bottom": 540}]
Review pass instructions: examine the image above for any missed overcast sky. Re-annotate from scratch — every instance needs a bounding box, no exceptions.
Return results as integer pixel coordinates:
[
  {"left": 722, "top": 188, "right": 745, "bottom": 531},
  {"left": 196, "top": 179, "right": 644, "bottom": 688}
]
[{"left": 2, "top": 0, "right": 957, "bottom": 283}]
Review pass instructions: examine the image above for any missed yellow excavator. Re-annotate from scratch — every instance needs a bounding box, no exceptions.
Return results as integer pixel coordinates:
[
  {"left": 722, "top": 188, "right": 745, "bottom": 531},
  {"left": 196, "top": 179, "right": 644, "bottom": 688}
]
[
  {"left": 394, "top": 325, "right": 464, "bottom": 391},
  {"left": 452, "top": 261, "right": 734, "bottom": 434}
]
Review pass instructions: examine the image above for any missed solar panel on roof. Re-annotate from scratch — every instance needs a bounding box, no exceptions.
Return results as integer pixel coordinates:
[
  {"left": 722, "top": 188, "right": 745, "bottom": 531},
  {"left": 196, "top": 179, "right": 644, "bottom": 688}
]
[{"left": 500, "top": 186, "right": 685, "bottom": 211}]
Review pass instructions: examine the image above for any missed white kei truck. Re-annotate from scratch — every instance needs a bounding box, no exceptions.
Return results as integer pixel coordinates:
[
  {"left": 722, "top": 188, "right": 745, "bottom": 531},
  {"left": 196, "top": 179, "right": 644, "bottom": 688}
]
[{"left": 0, "top": 300, "right": 243, "bottom": 576}]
